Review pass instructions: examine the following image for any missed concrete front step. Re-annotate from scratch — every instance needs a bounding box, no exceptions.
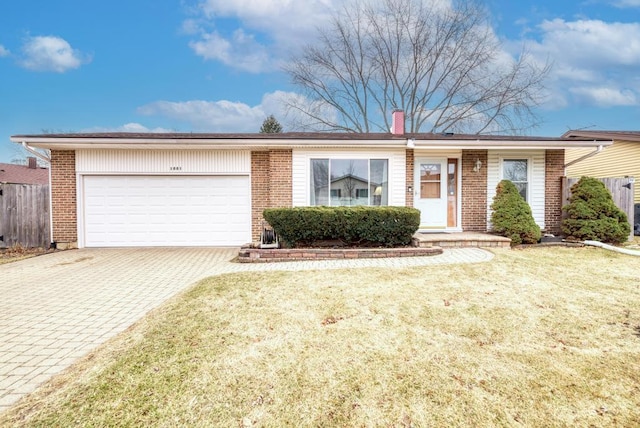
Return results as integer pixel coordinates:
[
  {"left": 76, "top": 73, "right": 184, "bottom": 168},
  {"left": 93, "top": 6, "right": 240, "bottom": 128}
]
[{"left": 413, "top": 232, "right": 511, "bottom": 249}]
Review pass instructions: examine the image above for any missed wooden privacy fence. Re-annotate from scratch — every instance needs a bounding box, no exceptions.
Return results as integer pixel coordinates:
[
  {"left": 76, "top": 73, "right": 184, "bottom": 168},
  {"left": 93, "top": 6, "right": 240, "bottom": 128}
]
[
  {"left": 0, "top": 183, "right": 50, "bottom": 248},
  {"left": 562, "top": 177, "right": 635, "bottom": 241}
]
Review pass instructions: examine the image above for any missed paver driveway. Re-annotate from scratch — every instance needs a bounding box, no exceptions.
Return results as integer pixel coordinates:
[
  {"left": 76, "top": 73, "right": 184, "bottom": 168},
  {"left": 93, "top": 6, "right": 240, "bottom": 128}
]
[{"left": 0, "top": 247, "right": 493, "bottom": 412}]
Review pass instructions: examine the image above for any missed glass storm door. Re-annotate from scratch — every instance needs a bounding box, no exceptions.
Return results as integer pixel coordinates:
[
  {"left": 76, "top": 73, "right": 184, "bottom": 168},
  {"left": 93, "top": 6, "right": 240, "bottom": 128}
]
[
  {"left": 447, "top": 159, "right": 458, "bottom": 228},
  {"left": 414, "top": 158, "right": 448, "bottom": 228}
]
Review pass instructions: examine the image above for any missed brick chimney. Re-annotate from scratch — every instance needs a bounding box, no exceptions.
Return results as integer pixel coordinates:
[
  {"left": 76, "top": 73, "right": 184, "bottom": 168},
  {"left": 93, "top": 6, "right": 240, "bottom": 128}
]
[
  {"left": 28, "top": 157, "right": 37, "bottom": 169},
  {"left": 391, "top": 109, "right": 405, "bottom": 135}
]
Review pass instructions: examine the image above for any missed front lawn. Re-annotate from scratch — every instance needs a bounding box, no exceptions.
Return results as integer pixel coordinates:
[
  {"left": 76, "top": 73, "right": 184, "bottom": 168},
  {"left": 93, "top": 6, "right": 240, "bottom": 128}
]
[{"left": 3, "top": 247, "right": 640, "bottom": 427}]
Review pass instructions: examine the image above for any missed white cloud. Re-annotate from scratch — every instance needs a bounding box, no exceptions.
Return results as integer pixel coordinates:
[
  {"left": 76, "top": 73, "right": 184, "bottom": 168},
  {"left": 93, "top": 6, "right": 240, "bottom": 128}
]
[
  {"left": 189, "top": 29, "right": 270, "bottom": 73},
  {"left": 569, "top": 86, "right": 638, "bottom": 107},
  {"left": 197, "top": 0, "right": 336, "bottom": 36},
  {"left": 181, "top": 19, "right": 202, "bottom": 35},
  {"left": 536, "top": 19, "right": 640, "bottom": 67},
  {"left": 612, "top": 0, "right": 640, "bottom": 7},
  {"left": 82, "top": 123, "right": 175, "bottom": 133},
  {"left": 0, "top": 45, "right": 9, "bottom": 57},
  {"left": 523, "top": 19, "right": 640, "bottom": 108},
  {"left": 20, "top": 36, "right": 90, "bottom": 72},
  {"left": 138, "top": 99, "right": 265, "bottom": 131},
  {"left": 137, "top": 91, "right": 298, "bottom": 132},
  {"left": 186, "top": 0, "right": 337, "bottom": 72}
]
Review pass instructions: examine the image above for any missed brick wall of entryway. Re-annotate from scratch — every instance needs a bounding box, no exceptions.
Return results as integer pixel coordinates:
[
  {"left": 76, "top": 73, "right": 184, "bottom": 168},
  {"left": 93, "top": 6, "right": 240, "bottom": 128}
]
[
  {"left": 405, "top": 149, "right": 414, "bottom": 207},
  {"left": 251, "top": 149, "right": 293, "bottom": 241},
  {"left": 461, "top": 150, "right": 488, "bottom": 231},
  {"left": 50, "top": 150, "right": 78, "bottom": 248},
  {"left": 544, "top": 150, "right": 564, "bottom": 235}
]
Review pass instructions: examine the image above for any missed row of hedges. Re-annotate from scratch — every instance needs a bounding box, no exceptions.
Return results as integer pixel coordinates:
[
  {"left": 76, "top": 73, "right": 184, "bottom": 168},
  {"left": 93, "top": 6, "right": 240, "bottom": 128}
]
[{"left": 263, "top": 206, "right": 420, "bottom": 248}]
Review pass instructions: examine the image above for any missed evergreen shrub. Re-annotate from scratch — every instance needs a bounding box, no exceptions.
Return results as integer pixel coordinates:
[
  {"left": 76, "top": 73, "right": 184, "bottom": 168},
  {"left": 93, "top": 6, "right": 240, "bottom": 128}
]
[
  {"left": 562, "top": 176, "right": 630, "bottom": 243},
  {"left": 490, "top": 179, "right": 541, "bottom": 245}
]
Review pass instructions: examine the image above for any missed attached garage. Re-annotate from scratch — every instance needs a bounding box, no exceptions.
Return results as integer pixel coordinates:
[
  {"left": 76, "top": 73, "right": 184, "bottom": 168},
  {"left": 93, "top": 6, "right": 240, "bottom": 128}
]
[
  {"left": 82, "top": 175, "right": 250, "bottom": 247},
  {"left": 76, "top": 149, "right": 252, "bottom": 247}
]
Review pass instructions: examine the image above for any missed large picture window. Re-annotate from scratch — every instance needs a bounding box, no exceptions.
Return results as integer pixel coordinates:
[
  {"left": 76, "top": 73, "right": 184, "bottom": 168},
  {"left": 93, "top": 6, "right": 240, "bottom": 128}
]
[
  {"left": 503, "top": 159, "right": 529, "bottom": 200},
  {"left": 310, "top": 158, "right": 388, "bottom": 206}
]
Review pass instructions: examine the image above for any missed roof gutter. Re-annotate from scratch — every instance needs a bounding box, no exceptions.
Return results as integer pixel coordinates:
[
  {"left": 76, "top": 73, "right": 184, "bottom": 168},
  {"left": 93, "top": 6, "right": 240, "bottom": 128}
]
[
  {"left": 21, "top": 142, "right": 51, "bottom": 163},
  {"left": 10, "top": 138, "right": 612, "bottom": 151},
  {"left": 563, "top": 143, "right": 604, "bottom": 168}
]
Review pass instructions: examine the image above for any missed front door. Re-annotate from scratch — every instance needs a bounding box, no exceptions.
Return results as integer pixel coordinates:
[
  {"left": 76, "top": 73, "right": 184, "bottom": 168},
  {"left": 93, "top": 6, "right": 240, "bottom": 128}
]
[{"left": 414, "top": 158, "right": 448, "bottom": 229}]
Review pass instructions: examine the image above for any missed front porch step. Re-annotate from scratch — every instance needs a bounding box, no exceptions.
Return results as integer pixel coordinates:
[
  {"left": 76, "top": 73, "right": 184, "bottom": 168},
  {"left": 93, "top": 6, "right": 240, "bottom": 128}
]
[{"left": 413, "top": 232, "right": 511, "bottom": 249}]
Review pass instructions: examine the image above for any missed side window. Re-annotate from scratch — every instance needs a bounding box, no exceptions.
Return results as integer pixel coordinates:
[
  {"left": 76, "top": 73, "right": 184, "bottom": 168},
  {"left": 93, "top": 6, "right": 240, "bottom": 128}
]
[{"left": 503, "top": 159, "right": 528, "bottom": 200}]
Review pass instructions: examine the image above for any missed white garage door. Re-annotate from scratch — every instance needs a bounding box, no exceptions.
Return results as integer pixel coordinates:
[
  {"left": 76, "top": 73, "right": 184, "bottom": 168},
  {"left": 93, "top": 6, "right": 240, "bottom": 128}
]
[{"left": 83, "top": 175, "right": 251, "bottom": 247}]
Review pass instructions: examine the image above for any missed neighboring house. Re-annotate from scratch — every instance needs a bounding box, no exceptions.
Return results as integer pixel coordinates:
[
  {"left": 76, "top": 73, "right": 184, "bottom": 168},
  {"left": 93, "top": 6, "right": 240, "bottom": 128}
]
[
  {"left": 314, "top": 172, "right": 384, "bottom": 206},
  {"left": 563, "top": 131, "right": 640, "bottom": 204},
  {"left": 0, "top": 157, "right": 49, "bottom": 185},
  {"left": 11, "top": 116, "right": 611, "bottom": 249}
]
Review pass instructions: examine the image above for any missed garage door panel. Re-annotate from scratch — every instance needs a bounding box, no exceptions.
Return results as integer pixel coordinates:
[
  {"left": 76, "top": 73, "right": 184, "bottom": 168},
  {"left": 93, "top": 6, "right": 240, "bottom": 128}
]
[{"left": 83, "top": 175, "right": 250, "bottom": 247}]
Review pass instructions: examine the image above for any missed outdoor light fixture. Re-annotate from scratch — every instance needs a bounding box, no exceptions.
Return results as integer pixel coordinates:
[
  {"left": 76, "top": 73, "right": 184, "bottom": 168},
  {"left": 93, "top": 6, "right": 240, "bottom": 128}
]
[
  {"left": 473, "top": 158, "right": 482, "bottom": 172},
  {"left": 407, "top": 138, "right": 415, "bottom": 148}
]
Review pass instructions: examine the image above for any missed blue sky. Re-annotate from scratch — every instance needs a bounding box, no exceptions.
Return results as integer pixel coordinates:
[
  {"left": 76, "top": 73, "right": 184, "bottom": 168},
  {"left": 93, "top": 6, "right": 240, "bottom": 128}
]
[{"left": 1, "top": 0, "right": 639, "bottom": 162}]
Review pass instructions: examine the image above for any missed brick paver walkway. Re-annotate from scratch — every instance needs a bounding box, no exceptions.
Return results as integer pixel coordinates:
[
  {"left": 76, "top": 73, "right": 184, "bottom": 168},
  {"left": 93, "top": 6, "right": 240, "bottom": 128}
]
[{"left": 0, "top": 247, "right": 493, "bottom": 412}]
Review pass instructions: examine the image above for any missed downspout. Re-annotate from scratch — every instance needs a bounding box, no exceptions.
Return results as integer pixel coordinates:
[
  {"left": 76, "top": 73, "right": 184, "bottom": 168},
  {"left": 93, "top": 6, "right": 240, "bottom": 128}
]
[
  {"left": 21, "top": 142, "right": 54, "bottom": 247},
  {"left": 21, "top": 142, "right": 51, "bottom": 163}
]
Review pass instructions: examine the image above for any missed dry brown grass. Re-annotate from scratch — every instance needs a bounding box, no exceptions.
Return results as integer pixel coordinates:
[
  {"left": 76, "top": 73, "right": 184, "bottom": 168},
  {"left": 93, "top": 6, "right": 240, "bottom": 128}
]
[
  {"left": 0, "top": 245, "right": 51, "bottom": 265},
  {"left": 2, "top": 246, "right": 640, "bottom": 427}
]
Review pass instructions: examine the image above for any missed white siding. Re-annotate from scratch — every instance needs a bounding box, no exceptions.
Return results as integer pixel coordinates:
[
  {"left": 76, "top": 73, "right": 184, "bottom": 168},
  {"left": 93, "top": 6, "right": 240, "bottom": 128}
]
[
  {"left": 487, "top": 151, "right": 546, "bottom": 229},
  {"left": 77, "top": 149, "right": 251, "bottom": 174},
  {"left": 292, "top": 149, "right": 406, "bottom": 207}
]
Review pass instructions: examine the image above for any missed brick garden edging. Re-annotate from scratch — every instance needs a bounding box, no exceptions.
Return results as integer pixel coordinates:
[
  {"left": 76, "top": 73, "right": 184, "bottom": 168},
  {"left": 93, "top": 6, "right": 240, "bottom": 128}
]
[{"left": 238, "top": 246, "right": 443, "bottom": 263}]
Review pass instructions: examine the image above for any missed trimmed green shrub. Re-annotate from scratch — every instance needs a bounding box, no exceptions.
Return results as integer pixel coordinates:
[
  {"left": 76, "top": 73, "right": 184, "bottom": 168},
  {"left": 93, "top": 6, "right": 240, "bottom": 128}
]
[
  {"left": 490, "top": 180, "right": 541, "bottom": 245},
  {"left": 562, "top": 176, "right": 630, "bottom": 243},
  {"left": 263, "top": 206, "right": 420, "bottom": 248}
]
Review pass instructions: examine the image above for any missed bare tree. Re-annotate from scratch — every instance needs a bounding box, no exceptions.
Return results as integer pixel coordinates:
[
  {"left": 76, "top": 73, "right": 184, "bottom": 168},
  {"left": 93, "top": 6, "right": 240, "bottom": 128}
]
[
  {"left": 340, "top": 160, "right": 359, "bottom": 200},
  {"left": 284, "top": 0, "right": 549, "bottom": 134}
]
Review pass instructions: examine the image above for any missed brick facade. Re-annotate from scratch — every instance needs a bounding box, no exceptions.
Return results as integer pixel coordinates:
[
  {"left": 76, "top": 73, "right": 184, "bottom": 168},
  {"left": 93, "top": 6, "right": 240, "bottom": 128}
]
[
  {"left": 461, "top": 150, "right": 488, "bottom": 232},
  {"left": 544, "top": 150, "right": 565, "bottom": 235},
  {"left": 46, "top": 146, "right": 563, "bottom": 247},
  {"left": 251, "top": 149, "right": 293, "bottom": 241},
  {"left": 405, "top": 149, "right": 414, "bottom": 207},
  {"left": 50, "top": 150, "right": 78, "bottom": 248}
]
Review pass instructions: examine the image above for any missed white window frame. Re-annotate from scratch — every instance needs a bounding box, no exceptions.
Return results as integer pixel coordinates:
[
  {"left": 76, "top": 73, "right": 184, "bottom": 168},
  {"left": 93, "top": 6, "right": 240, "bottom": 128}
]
[
  {"left": 309, "top": 157, "right": 389, "bottom": 207},
  {"left": 500, "top": 157, "right": 532, "bottom": 202}
]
